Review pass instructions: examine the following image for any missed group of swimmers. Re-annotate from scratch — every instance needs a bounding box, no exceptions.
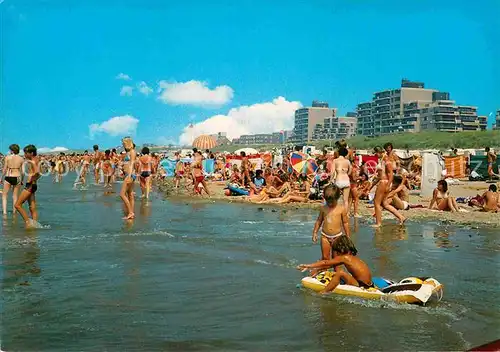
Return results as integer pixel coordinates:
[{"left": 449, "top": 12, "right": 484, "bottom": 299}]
[{"left": 0, "top": 137, "right": 163, "bottom": 225}]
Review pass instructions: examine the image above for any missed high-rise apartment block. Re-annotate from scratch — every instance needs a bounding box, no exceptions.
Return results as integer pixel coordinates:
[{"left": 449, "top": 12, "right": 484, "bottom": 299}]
[
  {"left": 292, "top": 101, "right": 357, "bottom": 144},
  {"left": 495, "top": 110, "right": 500, "bottom": 130},
  {"left": 293, "top": 101, "right": 337, "bottom": 144},
  {"left": 357, "top": 79, "right": 486, "bottom": 136}
]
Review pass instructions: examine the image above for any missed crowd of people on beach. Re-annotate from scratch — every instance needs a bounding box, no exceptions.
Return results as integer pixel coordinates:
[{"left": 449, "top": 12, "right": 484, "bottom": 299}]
[
  {"left": 0, "top": 137, "right": 499, "bottom": 230},
  {"left": 0, "top": 136, "right": 499, "bottom": 305}
]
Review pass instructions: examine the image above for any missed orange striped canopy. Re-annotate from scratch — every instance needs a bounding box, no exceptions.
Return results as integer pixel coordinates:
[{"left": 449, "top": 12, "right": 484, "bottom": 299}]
[{"left": 192, "top": 135, "right": 217, "bottom": 150}]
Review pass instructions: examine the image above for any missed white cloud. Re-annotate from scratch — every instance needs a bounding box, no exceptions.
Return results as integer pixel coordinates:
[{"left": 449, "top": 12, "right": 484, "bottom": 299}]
[
  {"left": 116, "top": 73, "right": 131, "bottom": 80},
  {"left": 158, "top": 80, "right": 233, "bottom": 107},
  {"left": 120, "top": 86, "right": 133, "bottom": 96},
  {"left": 178, "top": 97, "right": 302, "bottom": 145},
  {"left": 38, "top": 146, "right": 69, "bottom": 154},
  {"left": 137, "top": 81, "right": 153, "bottom": 96},
  {"left": 89, "top": 115, "right": 139, "bottom": 138}
]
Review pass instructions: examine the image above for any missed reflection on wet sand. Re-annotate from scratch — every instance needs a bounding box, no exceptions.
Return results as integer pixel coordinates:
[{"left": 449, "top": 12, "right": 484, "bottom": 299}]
[
  {"left": 2, "top": 233, "right": 41, "bottom": 287},
  {"left": 139, "top": 200, "right": 152, "bottom": 220},
  {"left": 372, "top": 224, "right": 408, "bottom": 277},
  {"left": 433, "top": 230, "right": 456, "bottom": 249}
]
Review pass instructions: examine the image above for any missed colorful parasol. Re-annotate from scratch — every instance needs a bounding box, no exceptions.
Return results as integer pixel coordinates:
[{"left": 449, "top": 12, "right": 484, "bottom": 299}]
[
  {"left": 303, "top": 158, "right": 319, "bottom": 175},
  {"left": 290, "top": 152, "right": 317, "bottom": 175},
  {"left": 192, "top": 135, "right": 217, "bottom": 150}
]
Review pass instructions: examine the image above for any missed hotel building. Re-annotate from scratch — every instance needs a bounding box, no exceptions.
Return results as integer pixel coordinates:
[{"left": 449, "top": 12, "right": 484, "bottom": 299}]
[{"left": 357, "top": 79, "right": 486, "bottom": 136}]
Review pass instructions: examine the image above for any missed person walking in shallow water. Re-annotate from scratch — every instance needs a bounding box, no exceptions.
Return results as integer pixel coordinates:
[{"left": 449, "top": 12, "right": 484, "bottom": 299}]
[
  {"left": 14, "top": 145, "right": 41, "bottom": 228},
  {"left": 2, "top": 144, "right": 24, "bottom": 216},
  {"left": 120, "top": 137, "right": 137, "bottom": 220}
]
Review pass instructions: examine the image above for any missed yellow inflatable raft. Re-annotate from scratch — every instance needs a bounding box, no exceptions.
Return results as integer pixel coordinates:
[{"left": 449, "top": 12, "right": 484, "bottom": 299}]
[{"left": 300, "top": 271, "right": 444, "bottom": 305}]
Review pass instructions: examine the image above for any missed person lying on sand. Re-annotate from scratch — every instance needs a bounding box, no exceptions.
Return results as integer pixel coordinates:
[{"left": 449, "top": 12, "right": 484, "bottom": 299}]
[
  {"left": 429, "top": 180, "right": 460, "bottom": 212},
  {"left": 262, "top": 174, "right": 312, "bottom": 204},
  {"left": 297, "top": 235, "right": 373, "bottom": 294}
]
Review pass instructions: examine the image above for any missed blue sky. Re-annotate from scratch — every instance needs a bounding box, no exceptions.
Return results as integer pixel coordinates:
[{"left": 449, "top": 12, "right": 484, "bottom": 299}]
[{"left": 1, "top": 0, "right": 499, "bottom": 151}]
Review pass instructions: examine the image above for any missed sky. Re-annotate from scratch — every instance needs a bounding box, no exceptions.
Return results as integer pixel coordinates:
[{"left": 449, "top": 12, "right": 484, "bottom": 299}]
[{"left": 1, "top": 0, "right": 499, "bottom": 152}]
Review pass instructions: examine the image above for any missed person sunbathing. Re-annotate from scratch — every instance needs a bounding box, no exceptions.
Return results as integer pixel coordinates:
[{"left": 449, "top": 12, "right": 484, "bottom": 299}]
[
  {"left": 259, "top": 175, "right": 312, "bottom": 204},
  {"left": 470, "top": 184, "right": 499, "bottom": 212},
  {"left": 429, "top": 180, "right": 459, "bottom": 212},
  {"left": 229, "top": 164, "right": 242, "bottom": 186},
  {"left": 357, "top": 173, "right": 371, "bottom": 200},
  {"left": 385, "top": 175, "right": 423, "bottom": 210}
]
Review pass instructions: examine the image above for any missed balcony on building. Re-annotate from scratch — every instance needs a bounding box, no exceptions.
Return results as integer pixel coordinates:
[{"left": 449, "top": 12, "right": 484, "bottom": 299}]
[{"left": 374, "top": 90, "right": 392, "bottom": 100}]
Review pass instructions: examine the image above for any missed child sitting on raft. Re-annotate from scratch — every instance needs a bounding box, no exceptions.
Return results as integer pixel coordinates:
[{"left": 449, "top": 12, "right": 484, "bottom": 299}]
[
  {"left": 312, "top": 184, "right": 351, "bottom": 262},
  {"left": 297, "top": 235, "right": 373, "bottom": 294}
]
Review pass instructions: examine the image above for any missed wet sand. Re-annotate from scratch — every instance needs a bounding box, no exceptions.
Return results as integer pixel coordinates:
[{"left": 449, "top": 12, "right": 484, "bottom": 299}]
[{"left": 159, "top": 179, "right": 500, "bottom": 228}]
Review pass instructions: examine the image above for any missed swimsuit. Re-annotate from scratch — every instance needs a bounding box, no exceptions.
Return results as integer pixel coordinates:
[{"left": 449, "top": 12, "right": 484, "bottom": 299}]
[
  {"left": 321, "top": 231, "right": 343, "bottom": 244},
  {"left": 125, "top": 174, "right": 136, "bottom": 181},
  {"left": 5, "top": 165, "right": 22, "bottom": 186},
  {"left": 140, "top": 171, "right": 151, "bottom": 178},
  {"left": 402, "top": 201, "right": 410, "bottom": 210},
  {"left": 335, "top": 180, "right": 350, "bottom": 189},
  {"left": 5, "top": 176, "right": 21, "bottom": 186},
  {"left": 25, "top": 182, "right": 38, "bottom": 194}
]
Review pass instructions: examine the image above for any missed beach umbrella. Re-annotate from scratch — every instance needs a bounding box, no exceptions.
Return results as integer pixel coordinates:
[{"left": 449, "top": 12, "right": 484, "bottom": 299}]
[
  {"left": 290, "top": 151, "right": 308, "bottom": 174},
  {"left": 192, "top": 135, "right": 217, "bottom": 150},
  {"left": 303, "top": 158, "right": 319, "bottom": 175}
]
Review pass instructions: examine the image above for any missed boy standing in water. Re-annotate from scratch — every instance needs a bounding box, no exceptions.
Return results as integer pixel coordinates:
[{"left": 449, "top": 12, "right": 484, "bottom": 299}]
[
  {"left": 15, "top": 145, "right": 41, "bottom": 228},
  {"left": 297, "top": 235, "right": 373, "bottom": 294},
  {"left": 312, "top": 184, "right": 351, "bottom": 262}
]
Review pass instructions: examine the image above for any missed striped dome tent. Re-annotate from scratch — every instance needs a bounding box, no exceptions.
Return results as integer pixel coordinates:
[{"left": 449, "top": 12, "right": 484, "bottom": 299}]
[{"left": 192, "top": 134, "right": 217, "bottom": 150}]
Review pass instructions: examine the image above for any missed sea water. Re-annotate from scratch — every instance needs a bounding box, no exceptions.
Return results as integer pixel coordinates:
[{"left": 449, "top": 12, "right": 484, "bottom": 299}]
[{"left": 0, "top": 177, "right": 499, "bottom": 351}]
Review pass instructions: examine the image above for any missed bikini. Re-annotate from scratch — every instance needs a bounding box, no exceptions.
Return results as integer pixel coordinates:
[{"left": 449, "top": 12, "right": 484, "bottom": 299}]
[
  {"left": 25, "top": 182, "right": 38, "bottom": 194},
  {"left": 334, "top": 161, "right": 351, "bottom": 189},
  {"left": 123, "top": 154, "right": 136, "bottom": 181},
  {"left": 321, "top": 231, "right": 343, "bottom": 244},
  {"left": 139, "top": 156, "right": 152, "bottom": 178},
  {"left": 5, "top": 166, "right": 22, "bottom": 186}
]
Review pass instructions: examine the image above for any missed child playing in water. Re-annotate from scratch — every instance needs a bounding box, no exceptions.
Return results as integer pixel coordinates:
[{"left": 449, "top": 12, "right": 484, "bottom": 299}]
[
  {"left": 14, "top": 145, "right": 41, "bottom": 228},
  {"left": 312, "top": 184, "right": 351, "bottom": 262},
  {"left": 297, "top": 235, "right": 373, "bottom": 294},
  {"left": 174, "top": 160, "right": 185, "bottom": 189}
]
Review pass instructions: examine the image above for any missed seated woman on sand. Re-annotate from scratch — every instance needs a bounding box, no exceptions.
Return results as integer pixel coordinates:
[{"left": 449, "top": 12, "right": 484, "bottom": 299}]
[
  {"left": 385, "top": 175, "right": 424, "bottom": 211},
  {"left": 357, "top": 173, "right": 372, "bottom": 200},
  {"left": 229, "top": 164, "right": 242, "bottom": 186},
  {"left": 429, "top": 180, "right": 460, "bottom": 212}
]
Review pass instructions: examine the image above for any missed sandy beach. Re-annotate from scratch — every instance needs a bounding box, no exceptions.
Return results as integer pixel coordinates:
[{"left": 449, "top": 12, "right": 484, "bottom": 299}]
[{"left": 159, "top": 179, "right": 500, "bottom": 228}]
